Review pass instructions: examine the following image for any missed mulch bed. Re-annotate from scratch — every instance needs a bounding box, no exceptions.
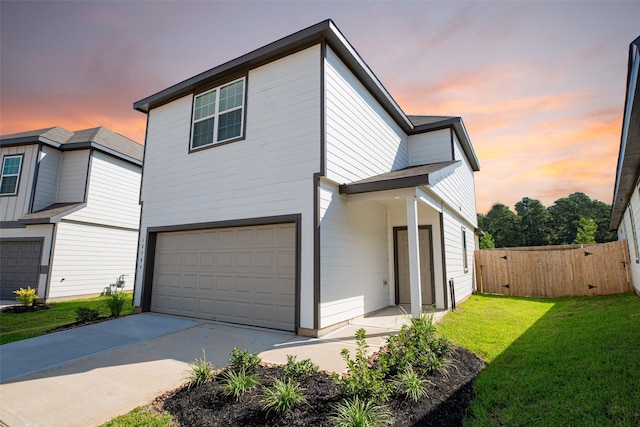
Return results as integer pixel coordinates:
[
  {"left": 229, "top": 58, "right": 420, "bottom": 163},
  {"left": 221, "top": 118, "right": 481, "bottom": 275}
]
[
  {"left": 156, "top": 346, "right": 484, "bottom": 426},
  {"left": 1, "top": 302, "right": 51, "bottom": 314}
]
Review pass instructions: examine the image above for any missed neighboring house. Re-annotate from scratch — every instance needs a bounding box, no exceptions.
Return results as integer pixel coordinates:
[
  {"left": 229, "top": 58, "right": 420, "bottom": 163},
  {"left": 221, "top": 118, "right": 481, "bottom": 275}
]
[
  {"left": 611, "top": 35, "right": 640, "bottom": 295},
  {"left": 132, "top": 20, "right": 480, "bottom": 336},
  {"left": 0, "top": 126, "right": 143, "bottom": 300}
]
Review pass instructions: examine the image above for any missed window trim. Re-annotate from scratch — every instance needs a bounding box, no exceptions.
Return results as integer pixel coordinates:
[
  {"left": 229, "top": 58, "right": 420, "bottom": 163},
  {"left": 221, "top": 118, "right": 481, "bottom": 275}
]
[
  {"left": 462, "top": 227, "right": 469, "bottom": 273},
  {"left": 189, "top": 76, "right": 247, "bottom": 152},
  {"left": 0, "top": 154, "right": 24, "bottom": 196}
]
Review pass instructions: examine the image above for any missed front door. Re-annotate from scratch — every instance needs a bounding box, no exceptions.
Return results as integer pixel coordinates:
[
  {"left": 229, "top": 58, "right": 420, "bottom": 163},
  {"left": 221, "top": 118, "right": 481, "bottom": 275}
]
[{"left": 396, "top": 227, "right": 434, "bottom": 306}]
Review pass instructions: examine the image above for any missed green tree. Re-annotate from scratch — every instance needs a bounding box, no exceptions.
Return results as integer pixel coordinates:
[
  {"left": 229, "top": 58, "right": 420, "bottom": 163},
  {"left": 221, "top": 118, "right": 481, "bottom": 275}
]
[
  {"left": 479, "top": 232, "right": 495, "bottom": 249},
  {"left": 548, "top": 192, "right": 593, "bottom": 245},
  {"left": 515, "top": 197, "right": 551, "bottom": 246},
  {"left": 483, "top": 204, "right": 523, "bottom": 248},
  {"left": 589, "top": 200, "right": 617, "bottom": 243},
  {"left": 574, "top": 217, "right": 597, "bottom": 244}
]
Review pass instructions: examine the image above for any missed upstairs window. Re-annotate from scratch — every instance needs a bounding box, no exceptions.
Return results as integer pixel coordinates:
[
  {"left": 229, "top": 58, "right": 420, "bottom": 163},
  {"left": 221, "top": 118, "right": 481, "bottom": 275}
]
[
  {"left": 0, "top": 155, "right": 23, "bottom": 195},
  {"left": 191, "top": 77, "right": 246, "bottom": 150}
]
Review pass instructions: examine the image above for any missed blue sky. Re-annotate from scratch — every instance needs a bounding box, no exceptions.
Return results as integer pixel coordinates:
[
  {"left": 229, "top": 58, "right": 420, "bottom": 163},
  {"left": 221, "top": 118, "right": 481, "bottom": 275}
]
[{"left": 1, "top": 1, "right": 639, "bottom": 212}]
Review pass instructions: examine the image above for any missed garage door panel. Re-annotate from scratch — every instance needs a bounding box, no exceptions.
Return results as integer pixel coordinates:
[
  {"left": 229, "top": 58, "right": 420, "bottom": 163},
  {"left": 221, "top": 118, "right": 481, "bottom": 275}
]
[
  {"left": 255, "top": 277, "right": 275, "bottom": 294},
  {"left": 1, "top": 240, "right": 42, "bottom": 300},
  {"left": 200, "top": 253, "right": 215, "bottom": 267},
  {"left": 217, "top": 252, "right": 233, "bottom": 268},
  {"left": 198, "top": 275, "right": 215, "bottom": 291},
  {"left": 218, "top": 230, "right": 235, "bottom": 245},
  {"left": 151, "top": 224, "right": 295, "bottom": 331},
  {"left": 236, "top": 252, "right": 253, "bottom": 268},
  {"left": 256, "top": 228, "right": 275, "bottom": 244},
  {"left": 255, "top": 252, "right": 275, "bottom": 269}
]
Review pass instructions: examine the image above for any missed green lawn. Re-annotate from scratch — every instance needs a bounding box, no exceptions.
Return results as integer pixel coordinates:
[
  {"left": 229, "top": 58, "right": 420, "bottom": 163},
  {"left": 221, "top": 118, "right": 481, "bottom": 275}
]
[
  {"left": 438, "top": 292, "right": 640, "bottom": 426},
  {"left": 0, "top": 293, "right": 135, "bottom": 345}
]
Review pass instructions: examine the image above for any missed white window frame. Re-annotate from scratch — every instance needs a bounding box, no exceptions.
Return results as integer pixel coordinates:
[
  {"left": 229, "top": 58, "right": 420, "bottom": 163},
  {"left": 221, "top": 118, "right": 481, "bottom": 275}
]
[
  {"left": 190, "top": 77, "right": 246, "bottom": 150},
  {"left": 0, "top": 154, "right": 23, "bottom": 196}
]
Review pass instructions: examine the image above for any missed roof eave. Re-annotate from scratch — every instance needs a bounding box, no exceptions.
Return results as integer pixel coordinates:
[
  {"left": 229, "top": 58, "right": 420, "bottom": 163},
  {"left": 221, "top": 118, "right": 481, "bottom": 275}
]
[
  {"left": 0, "top": 136, "right": 62, "bottom": 149},
  {"left": 610, "top": 37, "right": 640, "bottom": 230}
]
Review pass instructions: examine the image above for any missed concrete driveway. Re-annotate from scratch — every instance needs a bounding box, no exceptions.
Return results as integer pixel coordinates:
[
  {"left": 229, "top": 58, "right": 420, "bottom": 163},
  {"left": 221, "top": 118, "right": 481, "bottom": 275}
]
[{"left": 0, "top": 308, "right": 436, "bottom": 427}]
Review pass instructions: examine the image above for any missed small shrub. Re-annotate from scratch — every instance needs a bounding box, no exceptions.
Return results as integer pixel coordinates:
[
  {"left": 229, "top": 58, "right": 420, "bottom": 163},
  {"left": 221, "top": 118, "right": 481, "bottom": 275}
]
[
  {"left": 393, "top": 366, "right": 430, "bottom": 402},
  {"left": 229, "top": 347, "right": 261, "bottom": 371},
  {"left": 330, "top": 396, "right": 393, "bottom": 427},
  {"left": 220, "top": 368, "right": 259, "bottom": 400},
  {"left": 75, "top": 307, "right": 99, "bottom": 322},
  {"left": 13, "top": 286, "right": 38, "bottom": 307},
  {"left": 184, "top": 349, "right": 215, "bottom": 389},
  {"left": 260, "top": 378, "right": 307, "bottom": 417},
  {"left": 332, "top": 328, "right": 392, "bottom": 402},
  {"left": 377, "top": 311, "right": 452, "bottom": 376},
  {"left": 104, "top": 289, "right": 127, "bottom": 317},
  {"left": 283, "top": 355, "right": 319, "bottom": 381}
]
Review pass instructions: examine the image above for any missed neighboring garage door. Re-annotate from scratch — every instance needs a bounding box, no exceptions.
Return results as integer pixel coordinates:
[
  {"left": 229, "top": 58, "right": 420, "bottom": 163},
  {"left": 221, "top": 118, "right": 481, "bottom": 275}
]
[
  {"left": 0, "top": 240, "right": 42, "bottom": 300},
  {"left": 151, "top": 223, "right": 296, "bottom": 331}
]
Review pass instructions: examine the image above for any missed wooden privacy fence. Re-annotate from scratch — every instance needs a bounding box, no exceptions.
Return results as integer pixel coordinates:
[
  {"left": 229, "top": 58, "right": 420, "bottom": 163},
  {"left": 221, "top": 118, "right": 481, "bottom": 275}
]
[{"left": 475, "top": 240, "right": 633, "bottom": 297}]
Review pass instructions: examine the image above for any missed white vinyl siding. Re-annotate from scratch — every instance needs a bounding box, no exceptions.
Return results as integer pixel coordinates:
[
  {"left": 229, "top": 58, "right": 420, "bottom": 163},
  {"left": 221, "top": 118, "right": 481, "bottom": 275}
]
[
  {"left": 64, "top": 151, "right": 141, "bottom": 229},
  {"left": 57, "top": 150, "right": 90, "bottom": 203},
  {"left": 48, "top": 221, "right": 138, "bottom": 298},
  {"left": 32, "top": 146, "right": 62, "bottom": 212},
  {"left": 325, "top": 47, "right": 407, "bottom": 184},
  {"left": 319, "top": 180, "right": 389, "bottom": 327},
  {"left": 442, "top": 210, "right": 475, "bottom": 304},
  {"left": 137, "top": 45, "right": 321, "bottom": 328},
  {"left": 0, "top": 145, "right": 38, "bottom": 221},
  {"left": 429, "top": 133, "right": 478, "bottom": 226},
  {"left": 408, "top": 129, "right": 452, "bottom": 166},
  {"left": 619, "top": 183, "right": 640, "bottom": 293}
]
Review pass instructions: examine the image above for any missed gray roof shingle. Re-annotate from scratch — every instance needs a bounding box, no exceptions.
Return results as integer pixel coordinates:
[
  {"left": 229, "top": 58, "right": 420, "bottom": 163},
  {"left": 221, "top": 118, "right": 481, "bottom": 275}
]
[{"left": 0, "top": 126, "right": 143, "bottom": 164}]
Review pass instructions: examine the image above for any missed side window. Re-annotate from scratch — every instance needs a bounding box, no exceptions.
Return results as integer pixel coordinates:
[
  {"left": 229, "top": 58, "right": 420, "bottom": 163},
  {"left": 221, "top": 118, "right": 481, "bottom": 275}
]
[
  {"left": 0, "top": 154, "right": 23, "bottom": 195},
  {"left": 630, "top": 208, "right": 639, "bottom": 263},
  {"left": 462, "top": 227, "right": 469, "bottom": 273},
  {"left": 191, "top": 77, "right": 246, "bottom": 150}
]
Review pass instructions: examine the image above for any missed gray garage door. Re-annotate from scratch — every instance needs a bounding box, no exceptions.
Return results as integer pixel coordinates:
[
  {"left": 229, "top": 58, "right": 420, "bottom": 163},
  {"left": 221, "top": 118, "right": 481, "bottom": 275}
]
[
  {"left": 0, "top": 240, "right": 42, "bottom": 300},
  {"left": 151, "top": 223, "right": 296, "bottom": 331}
]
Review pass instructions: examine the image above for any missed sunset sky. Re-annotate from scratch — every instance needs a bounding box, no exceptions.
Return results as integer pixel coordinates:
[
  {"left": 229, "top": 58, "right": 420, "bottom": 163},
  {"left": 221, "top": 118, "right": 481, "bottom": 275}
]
[{"left": 1, "top": 1, "right": 639, "bottom": 213}]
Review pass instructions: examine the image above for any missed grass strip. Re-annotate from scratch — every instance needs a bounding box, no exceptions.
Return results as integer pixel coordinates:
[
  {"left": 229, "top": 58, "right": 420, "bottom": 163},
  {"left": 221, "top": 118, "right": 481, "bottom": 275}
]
[
  {"left": 439, "top": 292, "right": 640, "bottom": 426},
  {"left": 0, "top": 293, "right": 134, "bottom": 345}
]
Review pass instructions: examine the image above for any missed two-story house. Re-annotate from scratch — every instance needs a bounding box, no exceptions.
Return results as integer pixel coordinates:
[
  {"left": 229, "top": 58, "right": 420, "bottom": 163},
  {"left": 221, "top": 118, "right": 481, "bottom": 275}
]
[
  {"left": 0, "top": 126, "right": 143, "bottom": 300},
  {"left": 132, "top": 20, "right": 480, "bottom": 336}
]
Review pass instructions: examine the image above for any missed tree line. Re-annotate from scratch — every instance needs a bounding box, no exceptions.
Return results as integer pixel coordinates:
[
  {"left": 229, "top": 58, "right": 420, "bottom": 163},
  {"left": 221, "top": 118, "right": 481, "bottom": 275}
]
[{"left": 477, "top": 192, "right": 617, "bottom": 248}]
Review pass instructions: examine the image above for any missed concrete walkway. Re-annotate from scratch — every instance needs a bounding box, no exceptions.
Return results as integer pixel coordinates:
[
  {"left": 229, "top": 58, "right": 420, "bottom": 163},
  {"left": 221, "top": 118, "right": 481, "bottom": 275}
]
[{"left": 0, "top": 308, "right": 446, "bottom": 427}]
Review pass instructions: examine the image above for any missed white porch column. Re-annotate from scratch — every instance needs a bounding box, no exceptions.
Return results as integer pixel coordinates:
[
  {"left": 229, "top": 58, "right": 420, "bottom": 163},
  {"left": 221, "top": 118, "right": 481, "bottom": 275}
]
[{"left": 406, "top": 196, "right": 422, "bottom": 318}]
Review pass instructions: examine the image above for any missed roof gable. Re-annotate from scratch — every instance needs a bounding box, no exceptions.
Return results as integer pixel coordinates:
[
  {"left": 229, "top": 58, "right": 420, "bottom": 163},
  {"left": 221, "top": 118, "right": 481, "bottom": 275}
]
[{"left": 133, "top": 19, "right": 478, "bottom": 171}]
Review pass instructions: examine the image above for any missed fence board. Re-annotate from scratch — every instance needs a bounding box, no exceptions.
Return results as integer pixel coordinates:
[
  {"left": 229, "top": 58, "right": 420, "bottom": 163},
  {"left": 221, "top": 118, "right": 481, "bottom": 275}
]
[{"left": 475, "top": 240, "right": 632, "bottom": 297}]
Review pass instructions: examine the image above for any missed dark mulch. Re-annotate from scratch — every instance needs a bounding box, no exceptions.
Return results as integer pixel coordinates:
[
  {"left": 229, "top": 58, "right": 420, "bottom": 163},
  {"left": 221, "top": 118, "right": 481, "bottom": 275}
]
[
  {"left": 1, "top": 302, "right": 50, "bottom": 313},
  {"left": 159, "top": 346, "right": 484, "bottom": 427},
  {"left": 45, "top": 317, "right": 114, "bottom": 333}
]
